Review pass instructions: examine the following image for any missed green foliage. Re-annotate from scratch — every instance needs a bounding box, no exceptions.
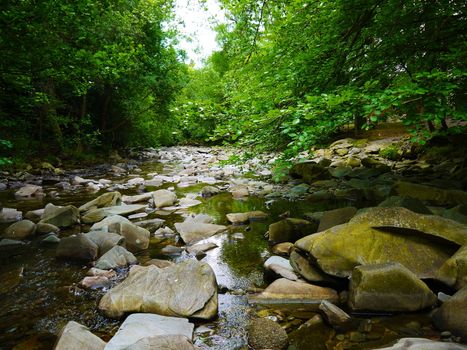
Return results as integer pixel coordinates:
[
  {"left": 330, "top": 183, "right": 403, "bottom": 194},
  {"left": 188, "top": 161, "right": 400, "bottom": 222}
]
[
  {"left": 0, "top": 0, "right": 184, "bottom": 160},
  {"left": 0, "top": 139, "right": 12, "bottom": 166},
  {"left": 180, "top": 0, "right": 467, "bottom": 158},
  {"left": 379, "top": 145, "right": 401, "bottom": 161}
]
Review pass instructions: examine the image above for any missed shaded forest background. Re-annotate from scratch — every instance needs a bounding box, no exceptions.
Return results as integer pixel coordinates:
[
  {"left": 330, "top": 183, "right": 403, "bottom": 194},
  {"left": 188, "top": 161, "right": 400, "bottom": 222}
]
[{"left": 0, "top": 0, "right": 466, "bottom": 166}]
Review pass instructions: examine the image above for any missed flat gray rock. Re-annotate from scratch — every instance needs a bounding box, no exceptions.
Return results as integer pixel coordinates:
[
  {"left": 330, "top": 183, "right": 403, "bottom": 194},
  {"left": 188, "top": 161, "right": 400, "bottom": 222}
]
[
  {"left": 55, "top": 321, "right": 106, "bottom": 350},
  {"left": 104, "top": 313, "right": 194, "bottom": 350}
]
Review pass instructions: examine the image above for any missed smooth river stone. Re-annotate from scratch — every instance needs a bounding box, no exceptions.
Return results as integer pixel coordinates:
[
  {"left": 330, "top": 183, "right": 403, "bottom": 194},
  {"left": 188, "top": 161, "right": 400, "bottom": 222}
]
[{"left": 99, "top": 260, "right": 218, "bottom": 319}]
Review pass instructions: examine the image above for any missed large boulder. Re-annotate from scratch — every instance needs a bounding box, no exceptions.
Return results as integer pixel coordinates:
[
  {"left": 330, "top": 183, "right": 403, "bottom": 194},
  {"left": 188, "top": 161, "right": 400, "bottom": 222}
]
[
  {"left": 175, "top": 215, "right": 227, "bottom": 245},
  {"left": 251, "top": 278, "right": 338, "bottom": 305},
  {"left": 348, "top": 263, "right": 437, "bottom": 312},
  {"left": 95, "top": 246, "right": 136, "bottom": 270},
  {"left": 105, "top": 313, "right": 194, "bottom": 350},
  {"left": 295, "top": 209, "right": 462, "bottom": 279},
  {"left": 393, "top": 181, "right": 467, "bottom": 206},
  {"left": 436, "top": 245, "right": 467, "bottom": 290},
  {"left": 79, "top": 192, "right": 122, "bottom": 212},
  {"left": 2, "top": 220, "right": 36, "bottom": 239},
  {"left": 377, "top": 338, "right": 467, "bottom": 350},
  {"left": 99, "top": 260, "right": 218, "bottom": 319},
  {"left": 81, "top": 205, "right": 146, "bottom": 224},
  {"left": 85, "top": 231, "right": 125, "bottom": 256},
  {"left": 432, "top": 286, "right": 467, "bottom": 341},
  {"left": 152, "top": 189, "right": 177, "bottom": 208},
  {"left": 248, "top": 318, "right": 288, "bottom": 350},
  {"left": 56, "top": 233, "right": 98, "bottom": 262},
  {"left": 40, "top": 203, "right": 80, "bottom": 228},
  {"left": 268, "top": 218, "right": 317, "bottom": 244},
  {"left": 351, "top": 207, "right": 467, "bottom": 246},
  {"left": 54, "top": 321, "right": 106, "bottom": 350},
  {"left": 317, "top": 207, "right": 357, "bottom": 232}
]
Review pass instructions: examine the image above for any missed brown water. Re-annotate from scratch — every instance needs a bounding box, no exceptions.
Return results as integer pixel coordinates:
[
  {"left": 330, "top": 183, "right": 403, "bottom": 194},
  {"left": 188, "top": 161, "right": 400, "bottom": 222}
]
[{"left": 0, "top": 160, "right": 449, "bottom": 350}]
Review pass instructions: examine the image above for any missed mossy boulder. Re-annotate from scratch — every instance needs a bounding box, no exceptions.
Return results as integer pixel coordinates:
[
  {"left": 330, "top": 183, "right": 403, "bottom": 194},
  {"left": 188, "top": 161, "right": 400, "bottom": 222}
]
[
  {"left": 351, "top": 207, "right": 467, "bottom": 246},
  {"left": 348, "top": 263, "right": 437, "bottom": 312},
  {"left": 295, "top": 207, "right": 463, "bottom": 279},
  {"left": 436, "top": 245, "right": 467, "bottom": 290},
  {"left": 432, "top": 286, "right": 467, "bottom": 341}
]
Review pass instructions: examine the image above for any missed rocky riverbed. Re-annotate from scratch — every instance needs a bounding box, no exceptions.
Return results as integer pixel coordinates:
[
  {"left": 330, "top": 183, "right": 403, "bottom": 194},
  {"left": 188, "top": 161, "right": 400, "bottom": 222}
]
[{"left": 0, "top": 139, "right": 466, "bottom": 350}]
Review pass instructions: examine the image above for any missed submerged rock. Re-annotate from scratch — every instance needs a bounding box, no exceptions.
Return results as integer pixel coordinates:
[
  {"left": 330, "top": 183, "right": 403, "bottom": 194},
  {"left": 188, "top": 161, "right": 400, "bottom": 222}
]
[
  {"left": 105, "top": 313, "right": 194, "bottom": 350},
  {"left": 248, "top": 318, "right": 288, "bottom": 350},
  {"left": 54, "top": 321, "right": 106, "bottom": 350},
  {"left": 99, "top": 260, "right": 218, "bottom": 319},
  {"left": 3, "top": 220, "right": 36, "bottom": 239},
  {"left": 348, "top": 263, "right": 437, "bottom": 312}
]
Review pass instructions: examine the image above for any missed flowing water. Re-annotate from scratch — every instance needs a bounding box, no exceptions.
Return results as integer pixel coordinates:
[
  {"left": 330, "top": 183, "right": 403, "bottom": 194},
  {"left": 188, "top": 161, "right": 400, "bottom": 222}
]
[{"left": 0, "top": 158, "right": 447, "bottom": 350}]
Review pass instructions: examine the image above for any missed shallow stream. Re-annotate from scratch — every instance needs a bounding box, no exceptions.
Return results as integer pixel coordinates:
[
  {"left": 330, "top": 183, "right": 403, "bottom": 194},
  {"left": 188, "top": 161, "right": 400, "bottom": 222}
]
[{"left": 0, "top": 158, "right": 449, "bottom": 350}]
